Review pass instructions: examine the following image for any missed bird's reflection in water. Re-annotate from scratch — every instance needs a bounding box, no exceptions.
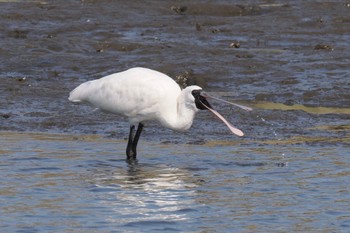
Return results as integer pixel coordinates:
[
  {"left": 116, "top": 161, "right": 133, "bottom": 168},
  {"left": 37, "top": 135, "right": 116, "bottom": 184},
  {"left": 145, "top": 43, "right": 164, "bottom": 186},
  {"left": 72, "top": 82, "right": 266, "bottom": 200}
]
[{"left": 86, "top": 157, "right": 202, "bottom": 227}]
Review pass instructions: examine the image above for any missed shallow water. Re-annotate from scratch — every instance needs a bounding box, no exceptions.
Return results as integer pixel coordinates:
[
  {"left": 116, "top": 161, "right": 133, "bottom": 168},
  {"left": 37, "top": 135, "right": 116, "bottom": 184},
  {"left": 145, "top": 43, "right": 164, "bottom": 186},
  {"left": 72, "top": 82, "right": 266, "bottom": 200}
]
[
  {"left": 1, "top": 132, "right": 349, "bottom": 232},
  {"left": 0, "top": 0, "right": 349, "bottom": 232}
]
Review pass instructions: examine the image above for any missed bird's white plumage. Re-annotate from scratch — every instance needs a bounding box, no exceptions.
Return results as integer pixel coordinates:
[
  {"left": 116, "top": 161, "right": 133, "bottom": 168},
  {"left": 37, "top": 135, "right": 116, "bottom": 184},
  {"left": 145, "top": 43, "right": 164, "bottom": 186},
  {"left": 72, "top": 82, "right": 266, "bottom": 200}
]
[
  {"left": 69, "top": 67, "right": 201, "bottom": 131},
  {"left": 69, "top": 67, "right": 248, "bottom": 158}
]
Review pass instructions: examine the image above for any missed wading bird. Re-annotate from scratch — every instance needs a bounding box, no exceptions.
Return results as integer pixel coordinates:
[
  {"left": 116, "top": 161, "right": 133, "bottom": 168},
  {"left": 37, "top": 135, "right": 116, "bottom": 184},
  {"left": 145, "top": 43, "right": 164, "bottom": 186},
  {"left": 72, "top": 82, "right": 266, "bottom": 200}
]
[{"left": 69, "top": 67, "right": 251, "bottom": 160}]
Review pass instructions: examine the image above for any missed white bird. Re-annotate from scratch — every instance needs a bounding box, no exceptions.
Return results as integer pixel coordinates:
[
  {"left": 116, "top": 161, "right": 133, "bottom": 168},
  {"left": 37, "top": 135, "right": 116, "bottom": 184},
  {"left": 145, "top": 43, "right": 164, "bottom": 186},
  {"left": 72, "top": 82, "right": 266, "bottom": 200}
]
[{"left": 69, "top": 67, "right": 250, "bottom": 159}]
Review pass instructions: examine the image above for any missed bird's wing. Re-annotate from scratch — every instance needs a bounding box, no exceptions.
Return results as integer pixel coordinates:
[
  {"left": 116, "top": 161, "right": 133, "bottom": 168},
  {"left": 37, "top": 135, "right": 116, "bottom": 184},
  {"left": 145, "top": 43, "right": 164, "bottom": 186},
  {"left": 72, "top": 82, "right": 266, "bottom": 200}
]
[{"left": 69, "top": 68, "right": 181, "bottom": 121}]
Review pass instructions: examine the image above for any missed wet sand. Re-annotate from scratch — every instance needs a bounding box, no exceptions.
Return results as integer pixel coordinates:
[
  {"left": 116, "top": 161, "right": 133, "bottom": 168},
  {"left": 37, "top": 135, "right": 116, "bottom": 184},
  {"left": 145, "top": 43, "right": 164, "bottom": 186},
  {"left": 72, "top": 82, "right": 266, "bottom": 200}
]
[{"left": 1, "top": 1, "right": 349, "bottom": 145}]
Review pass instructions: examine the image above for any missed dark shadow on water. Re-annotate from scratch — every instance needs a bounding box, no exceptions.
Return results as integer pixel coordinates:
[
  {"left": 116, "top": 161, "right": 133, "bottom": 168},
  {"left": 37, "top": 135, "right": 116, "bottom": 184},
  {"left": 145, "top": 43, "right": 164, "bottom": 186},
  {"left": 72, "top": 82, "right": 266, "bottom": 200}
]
[
  {"left": 123, "top": 220, "right": 178, "bottom": 230},
  {"left": 204, "top": 160, "right": 287, "bottom": 168},
  {"left": 234, "top": 162, "right": 266, "bottom": 167},
  {"left": 234, "top": 161, "right": 288, "bottom": 167}
]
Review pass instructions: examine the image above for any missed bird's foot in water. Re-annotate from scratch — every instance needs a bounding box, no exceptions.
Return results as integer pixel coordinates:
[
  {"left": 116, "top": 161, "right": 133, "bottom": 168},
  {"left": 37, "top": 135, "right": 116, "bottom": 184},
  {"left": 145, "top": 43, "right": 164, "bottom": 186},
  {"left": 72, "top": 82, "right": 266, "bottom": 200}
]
[{"left": 126, "top": 148, "right": 137, "bottom": 161}]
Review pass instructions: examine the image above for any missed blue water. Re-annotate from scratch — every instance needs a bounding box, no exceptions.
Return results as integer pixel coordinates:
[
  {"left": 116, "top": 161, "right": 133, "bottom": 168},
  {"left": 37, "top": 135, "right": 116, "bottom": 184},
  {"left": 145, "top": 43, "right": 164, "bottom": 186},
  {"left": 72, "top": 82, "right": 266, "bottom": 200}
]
[{"left": 1, "top": 132, "right": 349, "bottom": 232}]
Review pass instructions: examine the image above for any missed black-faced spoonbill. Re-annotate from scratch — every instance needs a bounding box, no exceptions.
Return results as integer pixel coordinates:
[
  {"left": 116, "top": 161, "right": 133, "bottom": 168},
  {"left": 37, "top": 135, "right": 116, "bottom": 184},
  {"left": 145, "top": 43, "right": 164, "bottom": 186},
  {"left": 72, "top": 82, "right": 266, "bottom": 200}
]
[{"left": 69, "top": 67, "right": 251, "bottom": 160}]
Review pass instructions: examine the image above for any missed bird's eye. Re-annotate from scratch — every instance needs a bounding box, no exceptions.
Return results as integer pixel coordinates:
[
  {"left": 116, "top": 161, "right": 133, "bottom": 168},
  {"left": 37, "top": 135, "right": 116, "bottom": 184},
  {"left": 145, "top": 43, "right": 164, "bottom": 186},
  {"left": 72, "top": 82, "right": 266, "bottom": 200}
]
[{"left": 192, "top": 90, "right": 201, "bottom": 97}]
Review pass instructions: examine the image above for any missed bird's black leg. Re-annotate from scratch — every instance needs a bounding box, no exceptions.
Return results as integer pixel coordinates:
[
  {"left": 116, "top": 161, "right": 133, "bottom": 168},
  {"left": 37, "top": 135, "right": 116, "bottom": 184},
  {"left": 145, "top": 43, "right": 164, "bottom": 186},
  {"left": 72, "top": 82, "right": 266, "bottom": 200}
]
[
  {"left": 126, "top": 125, "right": 135, "bottom": 160},
  {"left": 131, "top": 123, "right": 144, "bottom": 159}
]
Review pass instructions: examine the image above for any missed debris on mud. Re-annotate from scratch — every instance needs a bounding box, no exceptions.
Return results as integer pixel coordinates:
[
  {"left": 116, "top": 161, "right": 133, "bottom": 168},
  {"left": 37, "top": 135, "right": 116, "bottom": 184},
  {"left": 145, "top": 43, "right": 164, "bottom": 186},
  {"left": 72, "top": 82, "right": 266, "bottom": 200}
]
[
  {"left": 170, "top": 5, "right": 187, "bottom": 14},
  {"left": 314, "top": 44, "right": 333, "bottom": 50}
]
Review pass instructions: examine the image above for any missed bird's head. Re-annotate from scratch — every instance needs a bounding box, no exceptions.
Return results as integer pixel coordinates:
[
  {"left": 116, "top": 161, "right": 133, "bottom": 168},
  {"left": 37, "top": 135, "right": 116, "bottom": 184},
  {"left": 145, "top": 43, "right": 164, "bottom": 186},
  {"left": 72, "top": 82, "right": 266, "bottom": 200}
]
[
  {"left": 182, "top": 85, "right": 249, "bottom": 137},
  {"left": 192, "top": 89, "right": 213, "bottom": 111},
  {"left": 182, "top": 86, "right": 213, "bottom": 112}
]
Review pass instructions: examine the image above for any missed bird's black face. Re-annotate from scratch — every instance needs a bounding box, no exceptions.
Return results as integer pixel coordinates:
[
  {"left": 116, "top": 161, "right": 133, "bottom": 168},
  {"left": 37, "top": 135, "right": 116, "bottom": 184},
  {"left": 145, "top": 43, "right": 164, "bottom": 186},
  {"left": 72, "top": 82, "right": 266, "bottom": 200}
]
[{"left": 192, "top": 90, "right": 213, "bottom": 110}]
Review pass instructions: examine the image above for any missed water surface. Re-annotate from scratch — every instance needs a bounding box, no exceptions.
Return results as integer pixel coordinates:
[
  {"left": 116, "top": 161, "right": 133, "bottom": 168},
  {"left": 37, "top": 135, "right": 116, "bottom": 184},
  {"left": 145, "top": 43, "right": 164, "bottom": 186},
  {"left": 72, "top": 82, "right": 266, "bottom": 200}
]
[{"left": 1, "top": 132, "right": 349, "bottom": 232}]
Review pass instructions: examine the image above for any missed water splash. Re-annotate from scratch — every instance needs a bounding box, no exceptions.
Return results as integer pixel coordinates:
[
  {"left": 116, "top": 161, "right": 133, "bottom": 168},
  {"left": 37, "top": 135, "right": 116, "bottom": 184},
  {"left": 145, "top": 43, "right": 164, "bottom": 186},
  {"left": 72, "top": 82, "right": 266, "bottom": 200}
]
[{"left": 254, "top": 113, "right": 289, "bottom": 167}]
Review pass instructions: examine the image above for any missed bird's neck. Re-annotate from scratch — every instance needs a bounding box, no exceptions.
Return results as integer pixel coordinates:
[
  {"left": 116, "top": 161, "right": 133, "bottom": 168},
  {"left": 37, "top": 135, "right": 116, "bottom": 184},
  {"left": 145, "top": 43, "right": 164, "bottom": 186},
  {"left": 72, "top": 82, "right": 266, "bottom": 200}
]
[{"left": 159, "top": 91, "right": 198, "bottom": 132}]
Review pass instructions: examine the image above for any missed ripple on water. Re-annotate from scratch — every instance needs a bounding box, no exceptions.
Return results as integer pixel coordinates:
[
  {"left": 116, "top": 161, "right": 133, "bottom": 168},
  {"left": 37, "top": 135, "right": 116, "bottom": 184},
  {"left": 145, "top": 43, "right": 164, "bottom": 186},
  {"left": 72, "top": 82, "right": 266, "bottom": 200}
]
[{"left": 0, "top": 129, "right": 349, "bottom": 232}]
